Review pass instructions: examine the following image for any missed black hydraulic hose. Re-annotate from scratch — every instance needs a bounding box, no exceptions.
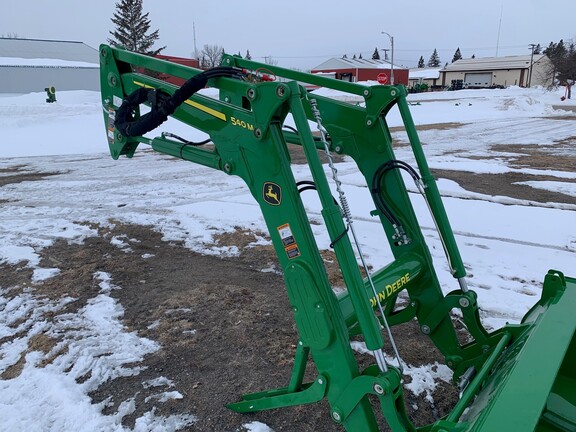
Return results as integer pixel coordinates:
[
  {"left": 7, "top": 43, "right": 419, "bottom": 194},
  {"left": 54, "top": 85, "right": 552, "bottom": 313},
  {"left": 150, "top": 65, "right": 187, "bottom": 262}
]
[
  {"left": 371, "top": 165, "right": 403, "bottom": 228},
  {"left": 296, "top": 180, "right": 339, "bottom": 206},
  {"left": 371, "top": 159, "right": 424, "bottom": 245},
  {"left": 115, "top": 67, "right": 243, "bottom": 138},
  {"left": 381, "top": 159, "right": 422, "bottom": 183},
  {"left": 296, "top": 180, "right": 346, "bottom": 247}
]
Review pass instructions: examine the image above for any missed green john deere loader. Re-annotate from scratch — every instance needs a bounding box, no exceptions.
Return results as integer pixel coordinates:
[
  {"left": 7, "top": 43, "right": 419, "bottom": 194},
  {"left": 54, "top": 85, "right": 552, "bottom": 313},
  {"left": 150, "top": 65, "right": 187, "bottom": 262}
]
[{"left": 99, "top": 44, "right": 576, "bottom": 431}]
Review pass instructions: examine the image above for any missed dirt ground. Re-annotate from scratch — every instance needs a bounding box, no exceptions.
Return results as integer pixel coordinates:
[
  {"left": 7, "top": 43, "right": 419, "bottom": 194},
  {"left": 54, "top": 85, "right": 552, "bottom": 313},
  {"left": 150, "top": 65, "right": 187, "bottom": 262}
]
[{"left": 1, "top": 132, "right": 575, "bottom": 431}]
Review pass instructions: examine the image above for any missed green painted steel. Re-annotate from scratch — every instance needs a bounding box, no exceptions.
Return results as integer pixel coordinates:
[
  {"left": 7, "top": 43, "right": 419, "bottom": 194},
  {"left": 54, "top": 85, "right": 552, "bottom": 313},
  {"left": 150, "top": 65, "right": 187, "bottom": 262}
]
[{"left": 99, "top": 44, "right": 576, "bottom": 431}]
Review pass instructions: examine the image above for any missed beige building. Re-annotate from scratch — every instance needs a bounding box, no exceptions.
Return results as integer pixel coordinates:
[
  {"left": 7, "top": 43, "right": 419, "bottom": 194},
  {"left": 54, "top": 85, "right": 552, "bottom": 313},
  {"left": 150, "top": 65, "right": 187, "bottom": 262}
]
[{"left": 441, "top": 55, "right": 553, "bottom": 89}]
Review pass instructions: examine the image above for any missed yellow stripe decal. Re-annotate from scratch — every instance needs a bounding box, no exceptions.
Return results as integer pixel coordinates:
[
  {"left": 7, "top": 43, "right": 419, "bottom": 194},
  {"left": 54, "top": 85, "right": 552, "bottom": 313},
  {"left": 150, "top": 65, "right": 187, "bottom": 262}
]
[
  {"left": 184, "top": 99, "right": 227, "bottom": 121},
  {"left": 133, "top": 80, "right": 226, "bottom": 122},
  {"left": 133, "top": 80, "right": 154, "bottom": 89}
]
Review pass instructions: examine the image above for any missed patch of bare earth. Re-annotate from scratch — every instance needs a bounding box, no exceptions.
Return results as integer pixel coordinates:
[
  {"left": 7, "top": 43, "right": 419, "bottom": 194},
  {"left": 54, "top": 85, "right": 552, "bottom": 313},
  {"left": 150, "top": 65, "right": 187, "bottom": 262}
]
[
  {"left": 391, "top": 122, "right": 467, "bottom": 134},
  {"left": 0, "top": 165, "right": 61, "bottom": 187},
  {"left": 433, "top": 138, "right": 576, "bottom": 205},
  {"left": 0, "top": 165, "right": 62, "bottom": 203},
  {"left": 1, "top": 222, "right": 457, "bottom": 431}
]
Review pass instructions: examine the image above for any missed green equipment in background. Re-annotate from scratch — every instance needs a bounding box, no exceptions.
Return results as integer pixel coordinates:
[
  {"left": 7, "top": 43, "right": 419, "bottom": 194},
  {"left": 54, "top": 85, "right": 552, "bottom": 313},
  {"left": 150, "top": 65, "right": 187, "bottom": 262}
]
[{"left": 45, "top": 86, "right": 56, "bottom": 103}]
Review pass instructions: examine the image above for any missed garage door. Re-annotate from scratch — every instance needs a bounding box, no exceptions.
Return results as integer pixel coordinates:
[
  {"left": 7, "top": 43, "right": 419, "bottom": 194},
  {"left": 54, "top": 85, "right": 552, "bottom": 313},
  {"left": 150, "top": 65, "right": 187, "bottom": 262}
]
[{"left": 464, "top": 72, "right": 492, "bottom": 88}]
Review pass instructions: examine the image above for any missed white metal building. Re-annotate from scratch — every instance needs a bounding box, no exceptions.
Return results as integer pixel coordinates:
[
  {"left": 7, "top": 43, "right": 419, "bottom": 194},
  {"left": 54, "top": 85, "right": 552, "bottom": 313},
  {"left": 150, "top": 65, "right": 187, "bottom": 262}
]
[
  {"left": 0, "top": 38, "right": 99, "bottom": 93},
  {"left": 408, "top": 68, "right": 442, "bottom": 90},
  {"left": 441, "top": 55, "right": 553, "bottom": 89}
]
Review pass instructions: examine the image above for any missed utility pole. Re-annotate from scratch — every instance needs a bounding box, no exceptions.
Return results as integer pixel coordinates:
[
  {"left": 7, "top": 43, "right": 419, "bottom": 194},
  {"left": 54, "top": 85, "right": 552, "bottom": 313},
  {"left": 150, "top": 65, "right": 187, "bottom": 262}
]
[
  {"left": 381, "top": 31, "right": 394, "bottom": 85},
  {"left": 528, "top": 43, "right": 536, "bottom": 88},
  {"left": 382, "top": 48, "right": 389, "bottom": 61}
]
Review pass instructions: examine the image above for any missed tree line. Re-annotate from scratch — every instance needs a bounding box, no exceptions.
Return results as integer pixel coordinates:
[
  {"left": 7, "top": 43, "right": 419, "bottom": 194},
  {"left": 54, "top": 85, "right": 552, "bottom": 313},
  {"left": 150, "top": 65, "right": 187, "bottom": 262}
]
[
  {"left": 108, "top": 0, "right": 575, "bottom": 96},
  {"left": 415, "top": 47, "right": 473, "bottom": 68},
  {"left": 543, "top": 40, "right": 575, "bottom": 97}
]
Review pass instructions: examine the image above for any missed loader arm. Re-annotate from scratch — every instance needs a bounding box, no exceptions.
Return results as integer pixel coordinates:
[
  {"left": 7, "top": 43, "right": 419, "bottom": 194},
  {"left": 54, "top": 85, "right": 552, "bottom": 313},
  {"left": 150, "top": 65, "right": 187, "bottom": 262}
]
[{"left": 99, "top": 44, "right": 576, "bottom": 432}]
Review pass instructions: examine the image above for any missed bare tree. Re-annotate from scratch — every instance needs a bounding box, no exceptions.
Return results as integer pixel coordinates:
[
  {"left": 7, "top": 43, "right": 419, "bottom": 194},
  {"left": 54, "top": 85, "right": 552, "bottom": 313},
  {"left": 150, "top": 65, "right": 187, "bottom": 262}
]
[
  {"left": 1, "top": 32, "right": 21, "bottom": 38},
  {"left": 200, "top": 44, "right": 224, "bottom": 68},
  {"left": 263, "top": 56, "right": 278, "bottom": 66}
]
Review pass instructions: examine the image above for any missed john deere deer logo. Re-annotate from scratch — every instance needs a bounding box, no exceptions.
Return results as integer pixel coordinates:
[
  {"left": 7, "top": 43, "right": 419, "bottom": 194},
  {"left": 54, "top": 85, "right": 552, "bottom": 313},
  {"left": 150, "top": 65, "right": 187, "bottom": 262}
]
[{"left": 263, "top": 182, "right": 281, "bottom": 205}]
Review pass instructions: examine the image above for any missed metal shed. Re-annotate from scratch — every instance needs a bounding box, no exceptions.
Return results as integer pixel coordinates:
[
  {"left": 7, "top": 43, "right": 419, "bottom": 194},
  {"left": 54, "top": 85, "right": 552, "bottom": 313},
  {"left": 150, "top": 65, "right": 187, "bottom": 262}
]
[
  {"left": 441, "top": 55, "right": 553, "bottom": 89},
  {"left": 0, "top": 38, "right": 99, "bottom": 94},
  {"left": 408, "top": 68, "right": 442, "bottom": 90}
]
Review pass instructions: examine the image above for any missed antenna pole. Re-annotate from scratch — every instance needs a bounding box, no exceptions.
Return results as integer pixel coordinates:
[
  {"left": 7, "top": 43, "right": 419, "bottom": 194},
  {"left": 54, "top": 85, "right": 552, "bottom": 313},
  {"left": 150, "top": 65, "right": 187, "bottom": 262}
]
[{"left": 495, "top": 4, "right": 503, "bottom": 56}]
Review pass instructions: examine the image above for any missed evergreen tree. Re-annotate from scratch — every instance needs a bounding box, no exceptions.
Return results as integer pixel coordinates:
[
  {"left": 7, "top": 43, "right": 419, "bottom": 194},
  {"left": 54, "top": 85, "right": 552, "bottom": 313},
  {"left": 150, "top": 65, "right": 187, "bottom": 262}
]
[
  {"left": 359, "top": 53, "right": 363, "bottom": 59},
  {"left": 471, "top": 54, "right": 476, "bottom": 59},
  {"left": 108, "top": 0, "right": 165, "bottom": 55},
  {"left": 544, "top": 39, "right": 576, "bottom": 97},
  {"left": 452, "top": 47, "right": 462, "bottom": 63},
  {"left": 342, "top": 54, "right": 348, "bottom": 59},
  {"left": 544, "top": 39, "right": 567, "bottom": 61},
  {"left": 427, "top": 49, "right": 441, "bottom": 67},
  {"left": 353, "top": 54, "right": 357, "bottom": 59},
  {"left": 534, "top": 43, "right": 542, "bottom": 55},
  {"left": 245, "top": 49, "right": 252, "bottom": 60},
  {"left": 372, "top": 47, "right": 380, "bottom": 60},
  {"left": 417, "top": 56, "right": 425, "bottom": 68}
]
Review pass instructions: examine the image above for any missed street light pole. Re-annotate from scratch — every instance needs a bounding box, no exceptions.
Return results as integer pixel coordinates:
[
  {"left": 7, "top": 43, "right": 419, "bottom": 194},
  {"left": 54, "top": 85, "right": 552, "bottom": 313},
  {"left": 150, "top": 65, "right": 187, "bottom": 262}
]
[{"left": 381, "top": 31, "right": 394, "bottom": 85}]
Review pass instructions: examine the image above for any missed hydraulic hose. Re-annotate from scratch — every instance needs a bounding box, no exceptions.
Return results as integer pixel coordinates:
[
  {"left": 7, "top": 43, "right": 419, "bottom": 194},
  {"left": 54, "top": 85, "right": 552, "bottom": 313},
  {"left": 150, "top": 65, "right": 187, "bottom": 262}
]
[{"left": 115, "top": 67, "right": 243, "bottom": 138}]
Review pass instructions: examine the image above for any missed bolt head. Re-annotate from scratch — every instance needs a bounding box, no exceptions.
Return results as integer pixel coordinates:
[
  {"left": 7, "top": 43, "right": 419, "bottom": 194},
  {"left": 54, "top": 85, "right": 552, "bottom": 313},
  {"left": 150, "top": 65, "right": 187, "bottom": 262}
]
[
  {"left": 331, "top": 411, "right": 342, "bottom": 422},
  {"left": 373, "top": 384, "right": 385, "bottom": 395}
]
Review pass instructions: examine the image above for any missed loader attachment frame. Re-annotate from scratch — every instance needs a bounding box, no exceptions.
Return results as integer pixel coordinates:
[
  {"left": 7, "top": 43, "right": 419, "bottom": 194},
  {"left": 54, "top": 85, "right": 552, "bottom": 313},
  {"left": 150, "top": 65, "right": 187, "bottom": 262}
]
[{"left": 99, "top": 45, "right": 576, "bottom": 431}]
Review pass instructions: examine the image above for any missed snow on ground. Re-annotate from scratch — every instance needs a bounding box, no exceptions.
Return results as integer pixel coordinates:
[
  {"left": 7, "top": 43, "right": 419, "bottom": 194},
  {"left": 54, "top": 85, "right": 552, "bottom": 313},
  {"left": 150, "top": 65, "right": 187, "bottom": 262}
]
[{"left": 1, "top": 85, "right": 575, "bottom": 430}]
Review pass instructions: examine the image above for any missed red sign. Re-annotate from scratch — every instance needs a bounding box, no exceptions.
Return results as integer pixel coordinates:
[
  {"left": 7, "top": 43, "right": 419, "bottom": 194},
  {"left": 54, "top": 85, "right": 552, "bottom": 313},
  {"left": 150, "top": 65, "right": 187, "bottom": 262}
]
[{"left": 377, "top": 72, "right": 388, "bottom": 84}]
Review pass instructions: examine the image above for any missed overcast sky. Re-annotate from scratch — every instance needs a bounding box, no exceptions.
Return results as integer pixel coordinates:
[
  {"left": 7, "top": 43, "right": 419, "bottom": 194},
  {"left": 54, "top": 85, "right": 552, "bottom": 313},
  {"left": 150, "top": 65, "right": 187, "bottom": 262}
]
[{"left": 2, "top": 0, "right": 575, "bottom": 69}]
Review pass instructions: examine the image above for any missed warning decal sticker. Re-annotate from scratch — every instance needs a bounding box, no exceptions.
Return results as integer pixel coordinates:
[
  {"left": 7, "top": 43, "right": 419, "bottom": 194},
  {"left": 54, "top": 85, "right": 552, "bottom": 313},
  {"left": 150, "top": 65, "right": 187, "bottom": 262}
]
[{"left": 277, "top": 223, "right": 301, "bottom": 259}]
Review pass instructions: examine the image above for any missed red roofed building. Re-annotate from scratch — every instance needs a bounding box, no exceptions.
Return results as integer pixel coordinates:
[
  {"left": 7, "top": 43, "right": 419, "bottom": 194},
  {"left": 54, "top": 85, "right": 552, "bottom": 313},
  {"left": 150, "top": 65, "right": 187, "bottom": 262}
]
[{"left": 311, "top": 57, "right": 408, "bottom": 85}]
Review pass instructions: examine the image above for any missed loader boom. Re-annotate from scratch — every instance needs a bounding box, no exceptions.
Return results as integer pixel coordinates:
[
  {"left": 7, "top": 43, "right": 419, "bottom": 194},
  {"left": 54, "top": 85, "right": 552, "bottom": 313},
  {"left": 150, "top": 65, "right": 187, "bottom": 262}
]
[{"left": 99, "top": 44, "right": 576, "bottom": 431}]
